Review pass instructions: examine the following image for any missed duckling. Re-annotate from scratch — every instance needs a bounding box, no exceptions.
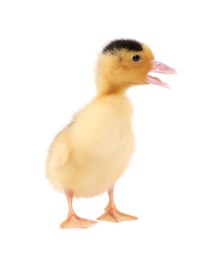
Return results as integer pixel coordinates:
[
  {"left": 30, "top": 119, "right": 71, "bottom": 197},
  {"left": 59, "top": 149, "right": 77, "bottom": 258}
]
[{"left": 46, "top": 39, "right": 176, "bottom": 228}]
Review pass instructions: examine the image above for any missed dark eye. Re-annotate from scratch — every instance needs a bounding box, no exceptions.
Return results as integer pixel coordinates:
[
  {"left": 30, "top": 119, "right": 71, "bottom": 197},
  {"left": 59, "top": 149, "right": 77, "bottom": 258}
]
[{"left": 132, "top": 55, "right": 141, "bottom": 62}]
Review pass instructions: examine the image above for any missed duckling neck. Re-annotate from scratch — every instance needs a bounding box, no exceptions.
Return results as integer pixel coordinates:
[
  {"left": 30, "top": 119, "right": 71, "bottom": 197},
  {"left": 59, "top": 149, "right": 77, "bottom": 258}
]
[
  {"left": 96, "top": 77, "right": 128, "bottom": 97},
  {"left": 95, "top": 84, "right": 133, "bottom": 121}
]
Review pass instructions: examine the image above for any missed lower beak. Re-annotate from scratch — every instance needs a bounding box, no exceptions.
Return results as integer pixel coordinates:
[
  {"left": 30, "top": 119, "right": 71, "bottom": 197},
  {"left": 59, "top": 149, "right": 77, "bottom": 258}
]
[{"left": 145, "top": 60, "right": 176, "bottom": 88}]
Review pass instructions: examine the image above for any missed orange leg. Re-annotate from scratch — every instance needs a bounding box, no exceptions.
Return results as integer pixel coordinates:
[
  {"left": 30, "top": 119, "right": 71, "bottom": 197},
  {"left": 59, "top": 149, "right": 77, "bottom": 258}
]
[
  {"left": 97, "top": 187, "right": 138, "bottom": 222},
  {"left": 60, "top": 190, "right": 96, "bottom": 229}
]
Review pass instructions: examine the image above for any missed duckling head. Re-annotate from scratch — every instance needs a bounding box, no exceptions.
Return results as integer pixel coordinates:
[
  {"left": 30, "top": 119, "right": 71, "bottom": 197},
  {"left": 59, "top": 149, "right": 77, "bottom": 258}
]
[{"left": 96, "top": 39, "right": 176, "bottom": 95}]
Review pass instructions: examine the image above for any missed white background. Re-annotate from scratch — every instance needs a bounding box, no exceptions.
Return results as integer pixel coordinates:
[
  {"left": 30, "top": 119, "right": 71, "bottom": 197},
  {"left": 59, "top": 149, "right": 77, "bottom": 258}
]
[{"left": 0, "top": 0, "right": 223, "bottom": 259}]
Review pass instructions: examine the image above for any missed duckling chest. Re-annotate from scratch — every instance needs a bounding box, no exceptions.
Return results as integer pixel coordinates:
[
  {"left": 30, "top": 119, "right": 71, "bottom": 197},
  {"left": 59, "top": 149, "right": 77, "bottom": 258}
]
[{"left": 73, "top": 95, "right": 135, "bottom": 159}]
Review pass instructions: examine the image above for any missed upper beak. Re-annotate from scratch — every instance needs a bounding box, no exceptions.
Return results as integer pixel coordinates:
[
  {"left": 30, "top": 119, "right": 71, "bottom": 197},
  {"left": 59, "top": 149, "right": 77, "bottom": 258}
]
[
  {"left": 145, "top": 60, "right": 176, "bottom": 88},
  {"left": 151, "top": 60, "right": 177, "bottom": 74}
]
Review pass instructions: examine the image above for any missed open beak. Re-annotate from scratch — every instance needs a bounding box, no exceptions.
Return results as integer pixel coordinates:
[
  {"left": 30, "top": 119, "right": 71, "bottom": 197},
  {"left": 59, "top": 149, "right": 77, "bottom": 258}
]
[{"left": 145, "top": 60, "right": 177, "bottom": 88}]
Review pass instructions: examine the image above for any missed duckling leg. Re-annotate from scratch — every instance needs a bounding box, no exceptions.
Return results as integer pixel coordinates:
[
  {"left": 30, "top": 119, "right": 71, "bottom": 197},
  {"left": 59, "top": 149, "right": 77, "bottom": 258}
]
[
  {"left": 60, "top": 190, "right": 97, "bottom": 229},
  {"left": 97, "top": 187, "right": 138, "bottom": 222}
]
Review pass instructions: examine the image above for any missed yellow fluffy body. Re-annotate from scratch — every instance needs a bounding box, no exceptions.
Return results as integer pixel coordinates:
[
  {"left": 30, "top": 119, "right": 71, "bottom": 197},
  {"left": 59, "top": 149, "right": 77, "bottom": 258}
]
[{"left": 46, "top": 94, "right": 134, "bottom": 197}]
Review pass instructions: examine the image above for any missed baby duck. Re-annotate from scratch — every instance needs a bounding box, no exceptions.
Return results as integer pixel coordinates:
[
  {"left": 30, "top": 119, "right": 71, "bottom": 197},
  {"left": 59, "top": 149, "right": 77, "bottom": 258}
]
[{"left": 46, "top": 39, "right": 176, "bottom": 228}]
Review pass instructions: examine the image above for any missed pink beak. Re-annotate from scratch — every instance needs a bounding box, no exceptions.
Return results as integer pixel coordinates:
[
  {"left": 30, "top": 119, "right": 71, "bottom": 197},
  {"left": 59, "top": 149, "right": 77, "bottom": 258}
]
[{"left": 145, "top": 60, "right": 177, "bottom": 88}]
